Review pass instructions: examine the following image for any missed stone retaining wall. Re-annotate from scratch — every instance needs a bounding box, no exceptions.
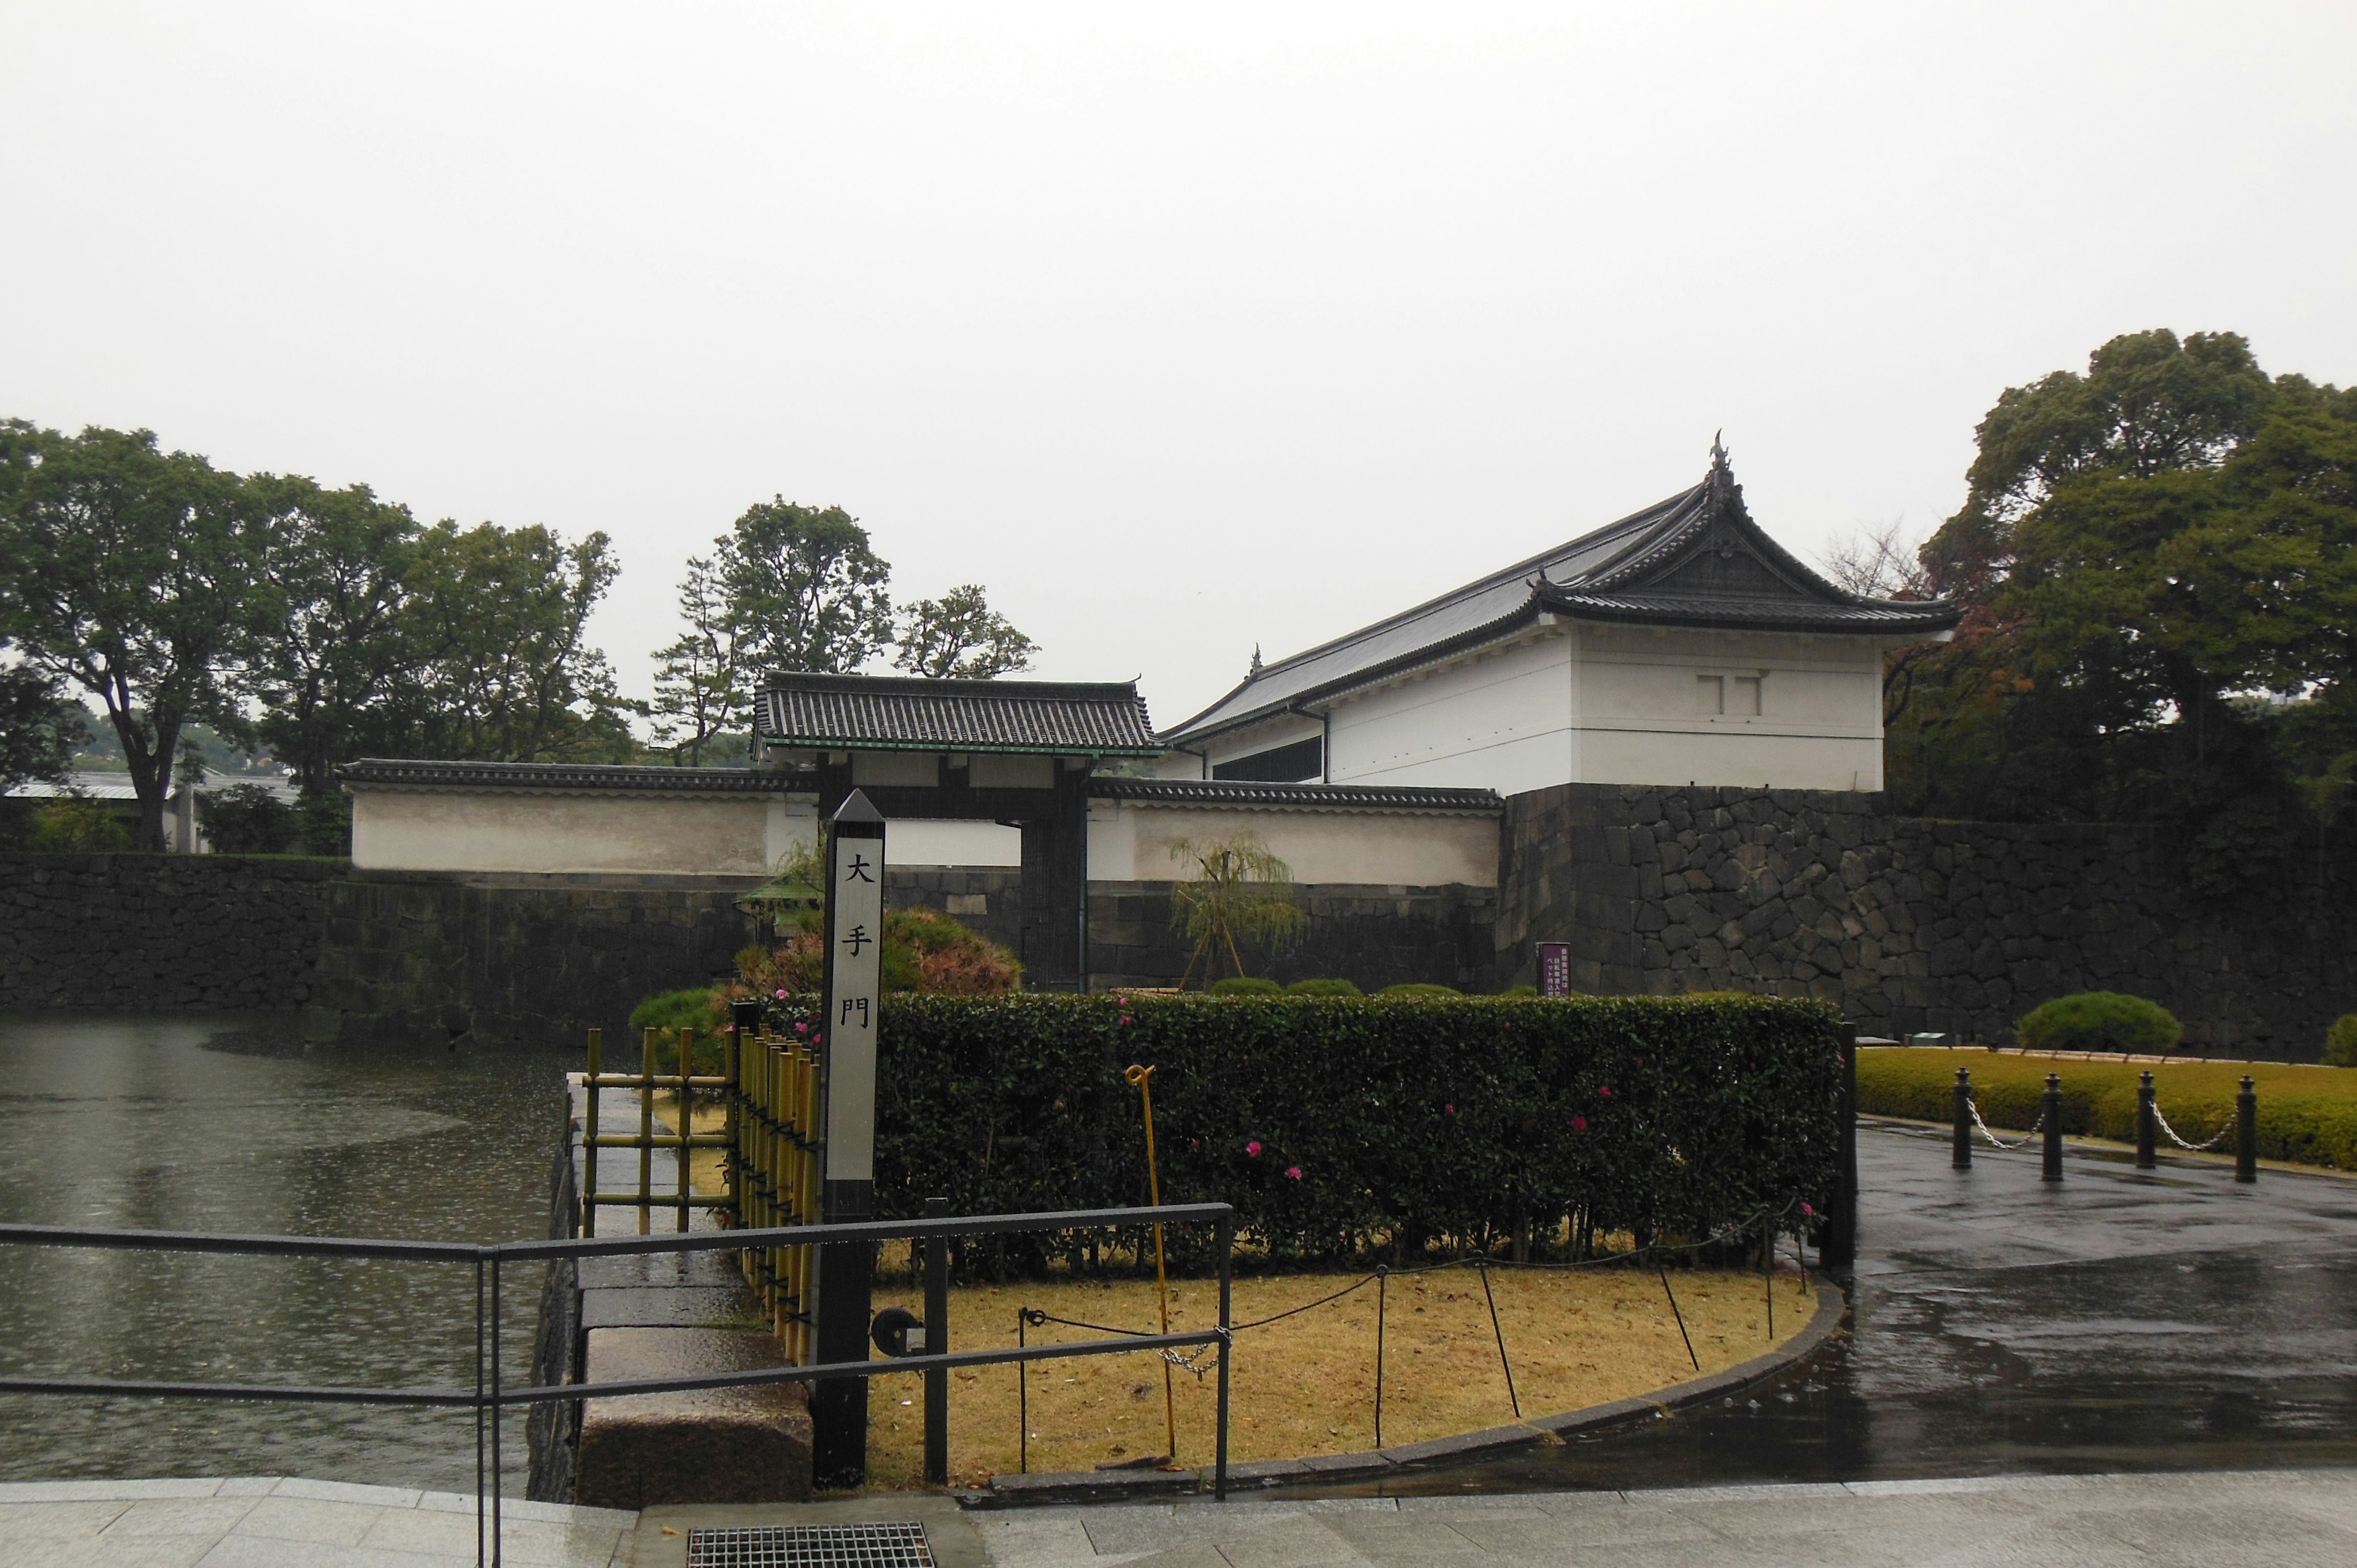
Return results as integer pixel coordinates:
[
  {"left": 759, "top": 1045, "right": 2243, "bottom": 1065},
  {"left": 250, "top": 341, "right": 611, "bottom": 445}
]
[
  {"left": 312, "top": 871, "right": 761, "bottom": 1050},
  {"left": 0, "top": 852, "right": 341, "bottom": 1011},
  {"left": 1089, "top": 880, "right": 1497, "bottom": 993},
  {"left": 1495, "top": 784, "right": 2352, "bottom": 1054}
]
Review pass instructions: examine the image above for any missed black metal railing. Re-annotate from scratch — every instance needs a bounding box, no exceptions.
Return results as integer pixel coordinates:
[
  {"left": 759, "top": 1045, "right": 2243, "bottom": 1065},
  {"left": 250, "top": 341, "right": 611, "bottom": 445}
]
[{"left": 0, "top": 1201, "right": 1237, "bottom": 1566}]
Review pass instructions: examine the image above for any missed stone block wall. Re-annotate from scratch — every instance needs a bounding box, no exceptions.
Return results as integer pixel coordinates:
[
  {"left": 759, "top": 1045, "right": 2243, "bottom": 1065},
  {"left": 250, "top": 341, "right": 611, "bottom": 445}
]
[
  {"left": 312, "top": 871, "right": 761, "bottom": 1050},
  {"left": 1089, "top": 880, "right": 1496, "bottom": 993},
  {"left": 0, "top": 852, "right": 341, "bottom": 1010},
  {"left": 1496, "top": 784, "right": 2353, "bottom": 1054}
]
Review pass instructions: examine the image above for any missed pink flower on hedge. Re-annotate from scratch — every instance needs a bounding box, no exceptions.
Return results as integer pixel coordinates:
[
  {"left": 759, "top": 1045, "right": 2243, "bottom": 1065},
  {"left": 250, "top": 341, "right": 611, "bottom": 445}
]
[
  {"left": 1245, "top": 1140, "right": 1263, "bottom": 1157},
  {"left": 1571, "top": 1114, "right": 1589, "bottom": 1133},
  {"left": 794, "top": 1022, "right": 808, "bottom": 1035},
  {"left": 1802, "top": 1202, "right": 1815, "bottom": 1217},
  {"left": 1117, "top": 996, "right": 1130, "bottom": 1006},
  {"left": 1598, "top": 1085, "right": 1612, "bottom": 1098},
  {"left": 1120, "top": 1014, "right": 1133, "bottom": 1025},
  {"left": 1284, "top": 1165, "right": 1303, "bottom": 1181},
  {"left": 1444, "top": 1103, "right": 1456, "bottom": 1115},
  {"left": 773, "top": 988, "right": 788, "bottom": 1000}
]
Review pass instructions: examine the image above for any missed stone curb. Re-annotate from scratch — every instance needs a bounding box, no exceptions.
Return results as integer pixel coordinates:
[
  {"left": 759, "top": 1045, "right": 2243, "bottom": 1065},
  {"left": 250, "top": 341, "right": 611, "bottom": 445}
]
[{"left": 977, "top": 1271, "right": 1849, "bottom": 1505}]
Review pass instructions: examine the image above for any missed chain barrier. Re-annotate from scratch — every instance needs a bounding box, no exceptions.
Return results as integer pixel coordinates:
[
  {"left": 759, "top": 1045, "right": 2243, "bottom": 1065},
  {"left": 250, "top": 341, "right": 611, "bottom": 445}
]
[
  {"left": 2153, "top": 1102, "right": 2234, "bottom": 1152},
  {"left": 1968, "top": 1097, "right": 2046, "bottom": 1151}
]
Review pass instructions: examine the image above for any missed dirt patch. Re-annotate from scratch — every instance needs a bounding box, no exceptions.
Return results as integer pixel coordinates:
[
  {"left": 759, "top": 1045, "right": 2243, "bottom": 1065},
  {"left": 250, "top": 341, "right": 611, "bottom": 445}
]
[{"left": 857, "top": 1262, "right": 1814, "bottom": 1489}]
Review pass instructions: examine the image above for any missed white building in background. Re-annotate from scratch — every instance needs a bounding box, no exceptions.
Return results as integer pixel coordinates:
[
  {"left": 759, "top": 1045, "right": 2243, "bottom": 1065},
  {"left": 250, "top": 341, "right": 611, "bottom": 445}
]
[{"left": 1156, "top": 446, "right": 1959, "bottom": 795}]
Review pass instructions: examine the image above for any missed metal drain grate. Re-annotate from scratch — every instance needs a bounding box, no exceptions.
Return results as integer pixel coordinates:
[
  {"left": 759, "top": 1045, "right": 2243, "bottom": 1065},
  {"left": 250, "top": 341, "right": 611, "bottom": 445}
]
[{"left": 686, "top": 1522, "right": 935, "bottom": 1568}]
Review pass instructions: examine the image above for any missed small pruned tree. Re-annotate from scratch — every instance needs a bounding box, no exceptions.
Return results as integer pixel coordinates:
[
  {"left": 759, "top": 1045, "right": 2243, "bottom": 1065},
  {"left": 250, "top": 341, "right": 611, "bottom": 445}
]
[
  {"left": 1167, "top": 832, "right": 1307, "bottom": 988},
  {"left": 892, "top": 584, "right": 1038, "bottom": 678}
]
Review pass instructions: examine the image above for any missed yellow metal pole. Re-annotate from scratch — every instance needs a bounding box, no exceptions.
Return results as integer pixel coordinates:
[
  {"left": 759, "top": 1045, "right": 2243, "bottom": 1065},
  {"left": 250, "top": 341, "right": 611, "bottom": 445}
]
[
  {"left": 640, "top": 1027, "right": 657, "bottom": 1235},
  {"left": 676, "top": 1027, "right": 694, "bottom": 1232},
  {"left": 1125, "top": 1063, "right": 1178, "bottom": 1462},
  {"left": 582, "top": 1029, "right": 602, "bottom": 1237}
]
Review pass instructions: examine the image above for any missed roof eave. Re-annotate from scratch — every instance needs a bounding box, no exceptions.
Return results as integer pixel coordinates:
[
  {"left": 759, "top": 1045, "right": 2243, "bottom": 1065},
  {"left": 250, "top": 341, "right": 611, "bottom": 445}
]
[{"left": 1161, "top": 593, "right": 1552, "bottom": 746}]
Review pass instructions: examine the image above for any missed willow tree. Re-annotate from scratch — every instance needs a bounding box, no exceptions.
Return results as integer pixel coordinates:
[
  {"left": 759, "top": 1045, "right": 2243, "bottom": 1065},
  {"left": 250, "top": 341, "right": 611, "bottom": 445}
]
[{"left": 1167, "top": 832, "right": 1307, "bottom": 988}]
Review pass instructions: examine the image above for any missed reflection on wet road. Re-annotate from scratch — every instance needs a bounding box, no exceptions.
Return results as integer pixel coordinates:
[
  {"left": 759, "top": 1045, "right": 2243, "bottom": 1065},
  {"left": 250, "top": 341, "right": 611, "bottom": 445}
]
[
  {"left": 1360, "top": 1122, "right": 2357, "bottom": 1494},
  {"left": 0, "top": 1013, "right": 571, "bottom": 1491}
]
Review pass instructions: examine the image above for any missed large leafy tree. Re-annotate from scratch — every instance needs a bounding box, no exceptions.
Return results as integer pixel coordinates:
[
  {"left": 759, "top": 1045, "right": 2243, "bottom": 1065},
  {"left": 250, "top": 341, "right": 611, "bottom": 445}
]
[
  {"left": 718, "top": 500, "right": 894, "bottom": 676},
  {"left": 391, "top": 520, "right": 634, "bottom": 762},
  {"left": 1892, "top": 331, "right": 2357, "bottom": 895},
  {"left": 892, "top": 584, "right": 1038, "bottom": 678},
  {"left": 239, "top": 473, "right": 420, "bottom": 792},
  {"left": 0, "top": 422, "right": 259, "bottom": 849}
]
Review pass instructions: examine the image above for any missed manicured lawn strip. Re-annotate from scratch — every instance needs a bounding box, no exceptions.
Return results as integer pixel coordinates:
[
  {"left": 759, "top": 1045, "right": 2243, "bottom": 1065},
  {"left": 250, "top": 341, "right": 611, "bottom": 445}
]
[{"left": 1858, "top": 1048, "right": 2357, "bottom": 1170}]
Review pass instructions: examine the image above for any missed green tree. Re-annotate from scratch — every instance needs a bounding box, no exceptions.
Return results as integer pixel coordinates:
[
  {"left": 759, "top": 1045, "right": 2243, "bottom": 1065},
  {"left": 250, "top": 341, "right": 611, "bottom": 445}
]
[
  {"left": 1894, "top": 332, "right": 2357, "bottom": 898},
  {"left": 718, "top": 500, "right": 893, "bottom": 675},
  {"left": 0, "top": 422, "right": 258, "bottom": 849},
  {"left": 648, "top": 554, "right": 752, "bottom": 764},
  {"left": 239, "top": 473, "right": 420, "bottom": 792},
  {"left": 391, "top": 520, "right": 634, "bottom": 761},
  {"left": 0, "top": 657, "right": 88, "bottom": 792},
  {"left": 1167, "top": 832, "right": 1307, "bottom": 987},
  {"left": 892, "top": 584, "right": 1039, "bottom": 678}
]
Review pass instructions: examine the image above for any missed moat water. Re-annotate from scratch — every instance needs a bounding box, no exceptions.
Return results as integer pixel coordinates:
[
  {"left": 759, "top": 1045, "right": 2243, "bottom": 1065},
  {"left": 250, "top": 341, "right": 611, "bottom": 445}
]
[{"left": 0, "top": 1013, "right": 571, "bottom": 1491}]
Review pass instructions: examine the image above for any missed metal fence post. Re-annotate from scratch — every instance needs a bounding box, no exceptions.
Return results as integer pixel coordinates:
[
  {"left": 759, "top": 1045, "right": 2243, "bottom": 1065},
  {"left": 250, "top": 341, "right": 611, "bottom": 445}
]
[
  {"left": 2041, "top": 1073, "right": 2064, "bottom": 1183},
  {"left": 923, "top": 1196, "right": 950, "bottom": 1486},
  {"left": 2236, "top": 1076, "right": 2258, "bottom": 1184},
  {"left": 2136, "top": 1071, "right": 2157, "bottom": 1170},
  {"left": 1951, "top": 1068, "right": 1972, "bottom": 1170},
  {"left": 1214, "top": 1209, "right": 1233, "bottom": 1501}
]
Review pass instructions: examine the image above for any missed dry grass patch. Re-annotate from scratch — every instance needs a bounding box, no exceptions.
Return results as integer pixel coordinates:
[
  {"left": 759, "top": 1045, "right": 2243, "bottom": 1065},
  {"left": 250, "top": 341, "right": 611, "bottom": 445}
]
[{"left": 858, "top": 1262, "right": 1814, "bottom": 1489}]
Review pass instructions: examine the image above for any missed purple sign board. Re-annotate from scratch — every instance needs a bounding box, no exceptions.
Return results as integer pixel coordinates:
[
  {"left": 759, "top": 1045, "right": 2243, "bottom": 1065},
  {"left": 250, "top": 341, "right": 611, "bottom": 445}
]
[{"left": 1537, "top": 941, "right": 1572, "bottom": 998}]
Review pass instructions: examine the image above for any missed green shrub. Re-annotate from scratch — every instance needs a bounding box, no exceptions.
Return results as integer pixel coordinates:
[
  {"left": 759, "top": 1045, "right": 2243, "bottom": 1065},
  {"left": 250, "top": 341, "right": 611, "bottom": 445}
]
[
  {"left": 630, "top": 986, "right": 720, "bottom": 1034},
  {"left": 1377, "top": 983, "right": 1461, "bottom": 999},
  {"left": 1497, "top": 983, "right": 1540, "bottom": 997},
  {"left": 1209, "top": 976, "right": 1284, "bottom": 996},
  {"left": 736, "top": 905, "right": 1020, "bottom": 998},
  {"left": 1284, "top": 978, "right": 1364, "bottom": 997},
  {"left": 2018, "top": 991, "right": 2181, "bottom": 1053},
  {"left": 197, "top": 783, "right": 297, "bottom": 854},
  {"left": 768, "top": 992, "right": 1846, "bottom": 1269},
  {"left": 29, "top": 797, "right": 130, "bottom": 851},
  {"left": 2326, "top": 1016, "right": 2357, "bottom": 1068}
]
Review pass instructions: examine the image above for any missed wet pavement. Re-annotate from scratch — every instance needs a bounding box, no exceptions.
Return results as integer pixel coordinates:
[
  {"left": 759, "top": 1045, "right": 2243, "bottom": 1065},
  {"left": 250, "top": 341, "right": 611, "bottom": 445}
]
[{"left": 1339, "top": 1122, "right": 2357, "bottom": 1494}]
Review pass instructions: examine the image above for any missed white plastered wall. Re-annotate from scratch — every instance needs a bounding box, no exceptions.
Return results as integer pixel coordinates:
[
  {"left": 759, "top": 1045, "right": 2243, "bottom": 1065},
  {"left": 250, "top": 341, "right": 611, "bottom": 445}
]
[
  {"left": 352, "top": 789, "right": 777, "bottom": 875},
  {"left": 1572, "top": 625, "right": 1888, "bottom": 790},
  {"left": 1088, "top": 800, "right": 1496, "bottom": 887},
  {"left": 1325, "top": 632, "right": 1577, "bottom": 793}
]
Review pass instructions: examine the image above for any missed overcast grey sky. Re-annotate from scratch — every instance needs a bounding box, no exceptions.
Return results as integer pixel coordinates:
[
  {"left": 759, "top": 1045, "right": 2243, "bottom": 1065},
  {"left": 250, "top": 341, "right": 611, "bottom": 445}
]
[{"left": 4, "top": 4, "right": 2353, "bottom": 732}]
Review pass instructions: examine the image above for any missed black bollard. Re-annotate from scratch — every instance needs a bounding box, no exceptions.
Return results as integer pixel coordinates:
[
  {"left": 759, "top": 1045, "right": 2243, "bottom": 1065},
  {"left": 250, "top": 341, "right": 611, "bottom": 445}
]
[
  {"left": 1952, "top": 1068, "right": 1973, "bottom": 1170},
  {"left": 2041, "top": 1072, "right": 2064, "bottom": 1183},
  {"left": 2235, "top": 1075, "right": 2258, "bottom": 1184},
  {"left": 2136, "top": 1070, "right": 2157, "bottom": 1170}
]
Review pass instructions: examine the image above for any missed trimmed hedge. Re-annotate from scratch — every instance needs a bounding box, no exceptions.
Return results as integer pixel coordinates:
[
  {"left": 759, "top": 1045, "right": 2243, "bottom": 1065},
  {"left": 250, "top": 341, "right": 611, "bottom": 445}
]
[
  {"left": 2018, "top": 991, "right": 2181, "bottom": 1053},
  {"left": 1857, "top": 1048, "right": 2357, "bottom": 1170},
  {"left": 777, "top": 993, "right": 1847, "bottom": 1269}
]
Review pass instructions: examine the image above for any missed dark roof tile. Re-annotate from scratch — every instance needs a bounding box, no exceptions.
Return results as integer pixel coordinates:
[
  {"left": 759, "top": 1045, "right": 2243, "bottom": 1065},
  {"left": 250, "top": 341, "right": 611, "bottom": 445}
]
[{"left": 760, "top": 674, "right": 1158, "bottom": 754}]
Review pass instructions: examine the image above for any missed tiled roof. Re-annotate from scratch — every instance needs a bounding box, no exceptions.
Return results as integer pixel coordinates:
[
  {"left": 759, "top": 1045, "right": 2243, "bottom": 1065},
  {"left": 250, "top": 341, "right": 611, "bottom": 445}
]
[
  {"left": 1163, "top": 445, "right": 1960, "bottom": 744},
  {"left": 760, "top": 674, "right": 1159, "bottom": 754},
  {"left": 1091, "top": 778, "right": 1503, "bottom": 814},
  {"left": 338, "top": 759, "right": 792, "bottom": 794}
]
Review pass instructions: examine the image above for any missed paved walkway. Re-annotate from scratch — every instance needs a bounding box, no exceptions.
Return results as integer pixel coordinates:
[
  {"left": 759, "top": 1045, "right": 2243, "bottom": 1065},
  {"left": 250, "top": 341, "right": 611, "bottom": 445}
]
[
  {"left": 0, "top": 1477, "right": 631, "bottom": 1567},
  {"left": 973, "top": 1469, "right": 2357, "bottom": 1567},
  {"left": 11, "top": 1469, "right": 2357, "bottom": 1567}
]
